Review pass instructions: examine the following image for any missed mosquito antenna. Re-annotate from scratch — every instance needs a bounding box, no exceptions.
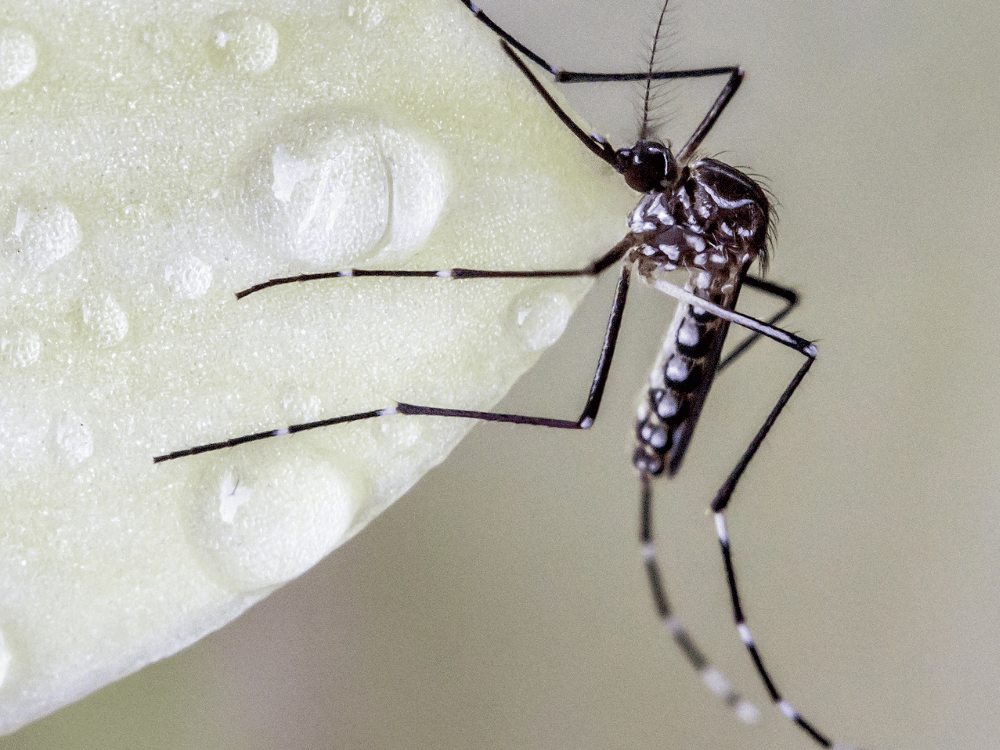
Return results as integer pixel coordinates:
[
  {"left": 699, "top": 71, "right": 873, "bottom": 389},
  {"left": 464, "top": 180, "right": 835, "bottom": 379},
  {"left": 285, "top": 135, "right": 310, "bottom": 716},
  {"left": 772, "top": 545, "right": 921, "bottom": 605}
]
[{"left": 640, "top": 0, "right": 672, "bottom": 140}]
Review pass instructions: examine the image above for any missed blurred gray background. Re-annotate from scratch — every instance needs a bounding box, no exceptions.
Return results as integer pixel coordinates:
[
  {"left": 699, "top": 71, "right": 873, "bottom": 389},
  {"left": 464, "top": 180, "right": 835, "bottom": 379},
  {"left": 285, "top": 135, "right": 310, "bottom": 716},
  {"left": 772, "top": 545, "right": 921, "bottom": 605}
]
[{"left": 5, "top": 0, "right": 999, "bottom": 748}]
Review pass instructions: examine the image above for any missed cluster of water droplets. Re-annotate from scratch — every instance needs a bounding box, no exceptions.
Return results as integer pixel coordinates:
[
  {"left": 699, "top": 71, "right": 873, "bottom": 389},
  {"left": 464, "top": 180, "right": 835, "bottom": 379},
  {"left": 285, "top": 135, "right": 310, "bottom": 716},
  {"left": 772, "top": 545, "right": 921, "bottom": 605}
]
[
  {"left": 0, "top": 0, "right": 632, "bottom": 731},
  {"left": 0, "top": 1, "right": 462, "bottom": 706}
]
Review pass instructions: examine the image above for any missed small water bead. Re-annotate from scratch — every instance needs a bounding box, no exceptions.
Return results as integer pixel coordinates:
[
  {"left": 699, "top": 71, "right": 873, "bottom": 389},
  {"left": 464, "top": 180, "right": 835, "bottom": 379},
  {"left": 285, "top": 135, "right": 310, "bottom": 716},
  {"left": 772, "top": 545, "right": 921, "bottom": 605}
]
[
  {"left": 0, "top": 28, "right": 37, "bottom": 91},
  {"left": 1, "top": 330, "right": 41, "bottom": 368},
  {"left": 164, "top": 255, "right": 213, "bottom": 299},
  {"left": 12, "top": 203, "right": 81, "bottom": 273},
  {"left": 55, "top": 412, "right": 93, "bottom": 466},
  {"left": 509, "top": 290, "right": 573, "bottom": 352},
  {"left": 80, "top": 294, "right": 128, "bottom": 347},
  {"left": 213, "top": 14, "right": 279, "bottom": 75}
]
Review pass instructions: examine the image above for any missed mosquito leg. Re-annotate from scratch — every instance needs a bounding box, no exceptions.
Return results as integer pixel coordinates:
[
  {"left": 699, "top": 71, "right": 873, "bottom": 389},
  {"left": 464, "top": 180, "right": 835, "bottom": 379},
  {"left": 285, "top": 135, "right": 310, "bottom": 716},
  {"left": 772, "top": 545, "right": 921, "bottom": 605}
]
[
  {"left": 640, "top": 471, "right": 761, "bottom": 724},
  {"left": 675, "top": 68, "right": 743, "bottom": 163},
  {"left": 155, "top": 264, "right": 632, "bottom": 463},
  {"left": 393, "top": 258, "right": 629, "bottom": 430},
  {"left": 645, "top": 274, "right": 849, "bottom": 746},
  {"left": 718, "top": 276, "right": 799, "bottom": 372},
  {"left": 498, "top": 41, "right": 617, "bottom": 168},
  {"left": 236, "top": 236, "right": 633, "bottom": 299},
  {"left": 459, "top": 0, "right": 738, "bottom": 86},
  {"left": 710, "top": 354, "right": 843, "bottom": 750},
  {"left": 460, "top": 1, "right": 743, "bottom": 170}
]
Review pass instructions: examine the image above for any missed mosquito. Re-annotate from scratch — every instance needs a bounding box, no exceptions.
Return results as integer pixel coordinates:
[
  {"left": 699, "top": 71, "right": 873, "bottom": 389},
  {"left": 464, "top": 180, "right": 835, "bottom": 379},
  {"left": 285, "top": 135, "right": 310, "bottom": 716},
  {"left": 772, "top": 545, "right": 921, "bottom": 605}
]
[{"left": 156, "top": 1, "right": 864, "bottom": 747}]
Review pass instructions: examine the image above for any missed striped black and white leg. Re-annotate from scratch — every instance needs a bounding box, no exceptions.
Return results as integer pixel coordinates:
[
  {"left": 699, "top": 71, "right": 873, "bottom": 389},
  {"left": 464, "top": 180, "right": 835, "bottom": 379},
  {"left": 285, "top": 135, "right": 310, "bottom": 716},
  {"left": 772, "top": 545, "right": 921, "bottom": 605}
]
[
  {"left": 640, "top": 470, "right": 761, "bottom": 723},
  {"left": 638, "top": 273, "right": 801, "bottom": 725},
  {"left": 650, "top": 278, "right": 863, "bottom": 748}
]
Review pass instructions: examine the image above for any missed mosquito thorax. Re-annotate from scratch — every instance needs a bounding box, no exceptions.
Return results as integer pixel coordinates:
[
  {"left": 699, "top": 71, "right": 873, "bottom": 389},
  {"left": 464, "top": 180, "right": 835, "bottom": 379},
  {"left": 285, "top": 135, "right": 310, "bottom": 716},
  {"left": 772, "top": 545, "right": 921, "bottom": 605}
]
[
  {"left": 615, "top": 140, "right": 678, "bottom": 193},
  {"left": 625, "top": 157, "right": 771, "bottom": 288}
]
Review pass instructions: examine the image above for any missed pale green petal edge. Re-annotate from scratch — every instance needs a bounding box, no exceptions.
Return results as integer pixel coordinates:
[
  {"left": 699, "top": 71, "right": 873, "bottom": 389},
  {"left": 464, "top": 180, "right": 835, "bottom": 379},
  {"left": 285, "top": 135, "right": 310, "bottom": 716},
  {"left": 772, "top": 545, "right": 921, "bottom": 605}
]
[{"left": 0, "top": 0, "right": 635, "bottom": 734}]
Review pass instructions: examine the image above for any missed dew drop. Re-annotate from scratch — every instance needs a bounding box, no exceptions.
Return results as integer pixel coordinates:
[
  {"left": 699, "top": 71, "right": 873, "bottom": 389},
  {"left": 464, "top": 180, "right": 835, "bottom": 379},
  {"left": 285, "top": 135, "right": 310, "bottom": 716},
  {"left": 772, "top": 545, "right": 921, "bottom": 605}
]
[
  {"left": 190, "top": 450, "right": 361, "bottom": 593},
  {"left": 370, "top": 126, "right": 450, "bottom": 266},
  {"left": 508, "top": 290, "right": 573, "bottom": 352},
  {"left": 217, "top": 471, "right": 251, "bottom": 525},
  {"left": 238, "top": 113, "right": 449, "bottom": 268},
  {"left": 12, "top": 203, "right": 81, "bottom": 272},
  {"left": 0, "top": 27, "right": 37, "bottom": 91},
  {"left": 213, "top": 14, "right": 279, "bottom": 75},
  {"left": 55, "top": 411, "right": 93, "bottom": 466},
  {"left": 164, "top": 255, "right": 213, "bottom": 299},
  {"left": 246, "top": 125, "right": 389, "bottom": 265},
  {"left": 80, "top": 293, "right": 128, "bottom": 347},
  {"left": 344, "top": 0, "right": 387, "bottom": 30},
  {"left": 1, "top": 329, "right": 40, "bottom": 367}
]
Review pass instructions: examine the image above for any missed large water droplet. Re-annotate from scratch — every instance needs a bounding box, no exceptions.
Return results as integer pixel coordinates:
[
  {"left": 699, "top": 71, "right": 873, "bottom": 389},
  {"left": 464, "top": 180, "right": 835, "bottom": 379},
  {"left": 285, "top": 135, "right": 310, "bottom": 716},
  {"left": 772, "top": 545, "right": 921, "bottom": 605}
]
[
  {"left": 250, "top": 126, "right": 389, "bottom": 265},
  {"left": 369, "top": 127, "right": 450, "bottom": 266},
  {"left": 189, "top": 448, "right": 362, "bottom": 593},
  {"left": 238, "top": 112, "right": 449, "bottom": 269}
]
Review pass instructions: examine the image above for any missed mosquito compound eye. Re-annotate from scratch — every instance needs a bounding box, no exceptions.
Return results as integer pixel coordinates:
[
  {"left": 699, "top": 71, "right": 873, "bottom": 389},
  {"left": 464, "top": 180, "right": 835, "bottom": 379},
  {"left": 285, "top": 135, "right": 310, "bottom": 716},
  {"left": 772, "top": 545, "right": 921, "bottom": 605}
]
[{"left": 616, "top": 141, "right": 677, "bottom": 193}]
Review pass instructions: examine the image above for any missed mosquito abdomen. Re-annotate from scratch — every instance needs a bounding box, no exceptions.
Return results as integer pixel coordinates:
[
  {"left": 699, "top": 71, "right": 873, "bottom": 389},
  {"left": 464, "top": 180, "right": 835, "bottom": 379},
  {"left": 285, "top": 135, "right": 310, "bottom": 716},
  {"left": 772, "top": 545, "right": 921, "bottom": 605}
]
[{"left": 634, "top": 289, "right": 733, "bottom": 477}]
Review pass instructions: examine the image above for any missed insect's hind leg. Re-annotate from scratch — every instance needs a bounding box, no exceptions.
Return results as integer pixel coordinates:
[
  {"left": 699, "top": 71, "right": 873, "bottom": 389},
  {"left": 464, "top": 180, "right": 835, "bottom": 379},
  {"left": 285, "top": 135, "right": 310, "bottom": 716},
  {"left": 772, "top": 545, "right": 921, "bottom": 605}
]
[
  {"left": 648, "top": 275, "right": 861, "bottom": 748},
  {"left": 639, "top": 471, "right": 761, "bottom": 724},
  {"left": 718, "top": 275, "right": 799, "bottom": 372},
  {"left": 710, "top": 352, "right": 848, "bottom": 748}
]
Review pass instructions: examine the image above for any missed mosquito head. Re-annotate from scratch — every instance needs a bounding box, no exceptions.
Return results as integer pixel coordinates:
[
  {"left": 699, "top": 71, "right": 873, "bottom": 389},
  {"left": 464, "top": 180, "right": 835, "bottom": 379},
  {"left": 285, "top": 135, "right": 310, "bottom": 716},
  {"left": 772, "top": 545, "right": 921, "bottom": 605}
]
[{"left": 615, "top": 140, "right": 678, "bottom": 194}]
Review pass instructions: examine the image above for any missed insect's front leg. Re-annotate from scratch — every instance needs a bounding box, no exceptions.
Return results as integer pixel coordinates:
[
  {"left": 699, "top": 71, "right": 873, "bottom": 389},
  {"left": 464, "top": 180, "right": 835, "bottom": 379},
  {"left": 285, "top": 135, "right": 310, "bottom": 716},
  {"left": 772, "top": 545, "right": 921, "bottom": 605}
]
[{"left": 155, "top": 244, "right": 636, "bottom": 463}]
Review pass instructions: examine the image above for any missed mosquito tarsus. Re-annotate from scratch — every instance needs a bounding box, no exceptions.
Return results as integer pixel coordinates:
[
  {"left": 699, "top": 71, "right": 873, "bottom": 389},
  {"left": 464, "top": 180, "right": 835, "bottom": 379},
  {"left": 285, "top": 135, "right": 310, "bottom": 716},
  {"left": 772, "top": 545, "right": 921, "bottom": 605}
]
[{"left": 156, "top": 1, "right": 867, "bottom": 748}]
